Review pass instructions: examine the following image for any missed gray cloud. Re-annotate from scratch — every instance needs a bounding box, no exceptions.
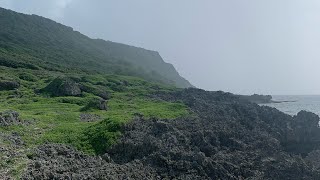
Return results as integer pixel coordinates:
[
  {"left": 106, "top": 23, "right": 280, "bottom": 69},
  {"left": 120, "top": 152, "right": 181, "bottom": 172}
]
[
  {"left": 1, "top": 0, "right": 320, "bottom": 95},
  {"left": 47, "top": 0, "right": 74, "bottom": 18},
  {"left": 1, "top": 0, "right": 74, "bottom": 19}
]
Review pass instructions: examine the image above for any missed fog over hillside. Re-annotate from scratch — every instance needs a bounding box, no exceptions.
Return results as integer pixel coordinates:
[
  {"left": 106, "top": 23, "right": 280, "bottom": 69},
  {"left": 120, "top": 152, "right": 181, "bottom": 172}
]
[{"left": 2, "top": 0, "right": 320, "bottom": 95}]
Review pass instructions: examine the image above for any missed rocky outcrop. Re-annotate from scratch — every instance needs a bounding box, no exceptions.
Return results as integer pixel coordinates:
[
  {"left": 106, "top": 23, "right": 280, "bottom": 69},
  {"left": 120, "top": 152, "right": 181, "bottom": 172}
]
[
  {"left": 0, "top": 81, "right": 20, "bottom": 91},
  {"left": 0, "top": 110, "right": 21, "bottom": 126},
  {"left": 306, "top": 150, "right": 320, "bottom": 170},
  {"left": 41, "top": 77, "right": 82, "bottom": 97},
  {"left": 0, "top": 132, "right": 26, "bottom": 180},
  {"left": 283, "top": 111, "right": 320, "bottom": 155},
  {"left": 23, "top": 89, "right": 320, "bottom": 179},
  {"left": 22, "top": 144, "right": 157, "bottom": 180}
]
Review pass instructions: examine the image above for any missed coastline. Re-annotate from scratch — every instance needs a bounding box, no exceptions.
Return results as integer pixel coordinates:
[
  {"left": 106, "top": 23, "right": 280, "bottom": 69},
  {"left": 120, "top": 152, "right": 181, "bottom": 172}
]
[{"left": 269, "top": 100, "right": 297, "bottom": 104}]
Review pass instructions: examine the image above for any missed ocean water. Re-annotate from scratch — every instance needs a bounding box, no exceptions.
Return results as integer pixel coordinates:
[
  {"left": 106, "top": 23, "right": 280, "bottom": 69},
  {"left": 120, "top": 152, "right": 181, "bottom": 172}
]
[{"left": 261, "top": 95, "right": 320, "bottom": 116}]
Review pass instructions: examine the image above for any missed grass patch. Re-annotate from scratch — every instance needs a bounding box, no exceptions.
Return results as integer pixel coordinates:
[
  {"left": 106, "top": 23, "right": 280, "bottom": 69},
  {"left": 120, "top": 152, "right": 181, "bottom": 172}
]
[{"left": 0, "top": 68, "right": 191, "bottom": 156}]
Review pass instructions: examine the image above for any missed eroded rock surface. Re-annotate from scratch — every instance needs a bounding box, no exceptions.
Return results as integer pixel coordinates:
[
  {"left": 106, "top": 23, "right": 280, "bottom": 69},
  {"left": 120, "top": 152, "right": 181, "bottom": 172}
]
[
  {"left": 22, "top": 144, "right": 157, "bottom": 180},
  {"left": 0, "top": 110, "right": 21, "bottom": 126},
  {"left": 0, "top": 132, "right": 27, "bottom": 180},
  {"left": 23, "top": 89, "right": 320, "bottom": 179},
  {"left": 80, "top": 113, "right": 101, "bottom": 122}
]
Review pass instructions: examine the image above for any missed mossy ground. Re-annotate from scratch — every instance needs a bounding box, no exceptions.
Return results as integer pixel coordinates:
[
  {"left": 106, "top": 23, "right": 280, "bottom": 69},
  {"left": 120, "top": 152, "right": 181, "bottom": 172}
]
[{"left": 0, "top": 66, "right": 191, "bottom": 177}]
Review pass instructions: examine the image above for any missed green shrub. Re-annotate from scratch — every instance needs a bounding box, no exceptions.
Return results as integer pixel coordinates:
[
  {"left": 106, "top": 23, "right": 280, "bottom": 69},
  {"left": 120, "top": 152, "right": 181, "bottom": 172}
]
[
  {"left": 79, "top": 83, "right": 109, "bottom": 99},
  {"left": 81, "top": 97, "right": 107, "bottom": 111},
  {"left": 19, "top": 72, "right": 38, "bottom": 82},
  {"left": 56, "top": 97, "right": 87, "bottom": 106},
  {"left": 84, "top": 118, "right": 123, "bottom": 154}
]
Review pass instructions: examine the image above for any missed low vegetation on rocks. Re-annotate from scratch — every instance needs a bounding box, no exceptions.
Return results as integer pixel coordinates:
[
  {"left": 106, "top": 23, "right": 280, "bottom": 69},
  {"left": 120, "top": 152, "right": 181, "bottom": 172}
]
[
  {"left": 0, "top": 65, "right": 190, "bottom": 178},
  {"left": 2, "top": 66, "right": 320, "bottom": 179},
  {"left": 0, "top": 110, "right": 21, "bottom": 126},
  {"left": 20, "top": 89, "right": 320, "bottom": 179}
]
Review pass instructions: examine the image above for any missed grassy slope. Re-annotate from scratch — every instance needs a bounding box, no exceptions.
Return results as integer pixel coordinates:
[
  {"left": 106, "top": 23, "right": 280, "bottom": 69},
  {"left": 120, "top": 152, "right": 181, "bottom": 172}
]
[
  {"left": 0, "top": 66, "right": 191, "bottom": 177},
  {"left": 0, "top": 7, "right": 192, "bottom": 88},
  {"left": 0, "top": 8, "right": 193, "bottom": 178}
]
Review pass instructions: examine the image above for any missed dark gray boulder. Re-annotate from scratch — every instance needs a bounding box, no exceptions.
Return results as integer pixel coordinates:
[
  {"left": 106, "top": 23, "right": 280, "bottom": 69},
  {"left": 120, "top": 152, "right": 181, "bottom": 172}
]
[{"left": 42, "top": 77, "right": 82, "bottom": 96}]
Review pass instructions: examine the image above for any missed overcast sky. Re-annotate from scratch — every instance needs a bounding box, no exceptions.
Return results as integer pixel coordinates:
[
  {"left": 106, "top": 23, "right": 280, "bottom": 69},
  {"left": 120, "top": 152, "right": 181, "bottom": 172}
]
[{"left": 1, "top": 0, "right": 320, "bottom": 95}]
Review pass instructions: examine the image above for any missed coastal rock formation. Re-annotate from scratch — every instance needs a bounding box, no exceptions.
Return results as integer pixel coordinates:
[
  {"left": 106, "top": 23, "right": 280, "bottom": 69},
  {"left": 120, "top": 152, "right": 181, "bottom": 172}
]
[
  {"left": 283, "top": 110, "right": 320, "bottom": 155},
  {"left": 22, "top": 144, "right": 157, "bottom": 180},
  {"left": 23, "top": 89, "right": 320, "bottom": 179}
]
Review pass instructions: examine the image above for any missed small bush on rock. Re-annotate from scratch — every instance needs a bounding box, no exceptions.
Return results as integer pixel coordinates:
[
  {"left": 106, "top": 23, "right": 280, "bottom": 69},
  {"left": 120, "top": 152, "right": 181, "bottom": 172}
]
[{"left": 84, "top": 118, "right": 123, "bottom": 154}]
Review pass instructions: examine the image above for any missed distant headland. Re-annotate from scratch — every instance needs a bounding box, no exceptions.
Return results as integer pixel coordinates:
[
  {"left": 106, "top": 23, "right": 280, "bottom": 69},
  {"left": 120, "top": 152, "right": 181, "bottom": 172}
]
[{"left": 239, "top": 94, "right": 297, "bottom": 104}]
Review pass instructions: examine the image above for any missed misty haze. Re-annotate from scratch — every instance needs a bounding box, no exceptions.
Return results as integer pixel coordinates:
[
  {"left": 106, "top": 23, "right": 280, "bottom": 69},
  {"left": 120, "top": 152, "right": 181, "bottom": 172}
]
[{"left": 1, "top": 1, "right": 320, "bottom": 179}]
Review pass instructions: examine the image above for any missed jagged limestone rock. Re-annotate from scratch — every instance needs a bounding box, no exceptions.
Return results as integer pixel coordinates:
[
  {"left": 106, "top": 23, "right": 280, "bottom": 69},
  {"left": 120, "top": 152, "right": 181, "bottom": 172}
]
[
  {"left": 42, "top": 77, "right": 82, "bottom": 97},
  {"left": 0, "top": 110, "right": 20, "bottom": 126}
]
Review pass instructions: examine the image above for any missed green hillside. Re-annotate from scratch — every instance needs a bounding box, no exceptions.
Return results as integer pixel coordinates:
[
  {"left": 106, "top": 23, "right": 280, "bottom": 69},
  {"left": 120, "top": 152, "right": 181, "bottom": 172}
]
[
  {"left": 0, "top": 7, "right": 192, "bottom": 88},
  {"left": 0, "top": 7, "right": 193, "bottom": 178}
]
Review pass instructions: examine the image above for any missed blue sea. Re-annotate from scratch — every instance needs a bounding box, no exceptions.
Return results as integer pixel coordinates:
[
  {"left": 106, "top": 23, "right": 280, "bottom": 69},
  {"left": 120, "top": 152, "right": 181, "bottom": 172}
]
[{"left": 261, "top": 95, "right": 320, "bottom": 116}]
